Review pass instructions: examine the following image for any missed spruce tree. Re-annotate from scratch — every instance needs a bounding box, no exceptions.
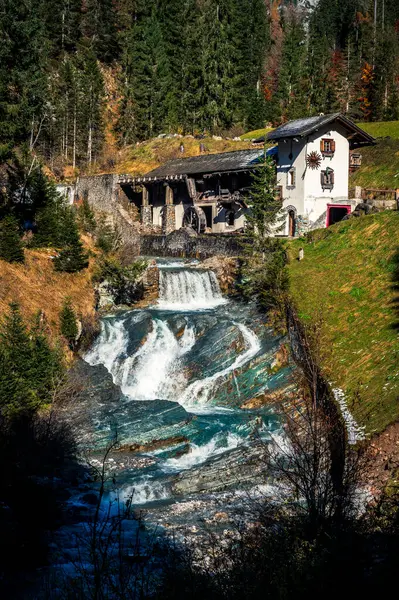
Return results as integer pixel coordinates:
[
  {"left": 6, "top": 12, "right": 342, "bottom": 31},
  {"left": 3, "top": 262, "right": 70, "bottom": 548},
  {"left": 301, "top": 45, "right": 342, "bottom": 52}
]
[
  {"left": 32, "top": 181, "right": 69, "bottom": 248},
  {"left": 248, "top": 153, "right": 285, "bottom": 240},
  {"left": 54, "top": 208, "right": 89, "bottom": 273},
  {"left": 0, "top": 303, "right": 38, "bottom": 415},
  {"left": 30, "top": 312, "right": 64, "bottom": 398},
  {"left": 77, "top": 197, "right": 97, "bottom": 234},
  {"left": 0, "top": 216, "right": 25, "bottom": 263},
  {"left": 60, "top": 298, "right": 78, "bottom": 349},
  {"left": 240, "top": 153, "right": 288, "bottom": 311}
]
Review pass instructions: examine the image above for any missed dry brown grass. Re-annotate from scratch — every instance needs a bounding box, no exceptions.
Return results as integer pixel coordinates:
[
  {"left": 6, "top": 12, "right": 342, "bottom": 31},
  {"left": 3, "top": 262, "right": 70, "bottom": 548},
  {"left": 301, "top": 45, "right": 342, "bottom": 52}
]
[
  {"left": 76, "top": 135, "right": 256, "bottom": 179},
  {"left": 0, "top": 244, "right": 96, "bottom": 342}
]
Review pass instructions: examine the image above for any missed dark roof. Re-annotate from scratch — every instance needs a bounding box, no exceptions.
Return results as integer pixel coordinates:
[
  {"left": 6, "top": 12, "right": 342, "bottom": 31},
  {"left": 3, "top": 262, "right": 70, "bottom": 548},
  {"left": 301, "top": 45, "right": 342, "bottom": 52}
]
[
  {"left": 253, "top": 113, "right": 375, "bottom": 145},
  {"left": 142, "top": 148, "right": 266, "bottom": 180}
]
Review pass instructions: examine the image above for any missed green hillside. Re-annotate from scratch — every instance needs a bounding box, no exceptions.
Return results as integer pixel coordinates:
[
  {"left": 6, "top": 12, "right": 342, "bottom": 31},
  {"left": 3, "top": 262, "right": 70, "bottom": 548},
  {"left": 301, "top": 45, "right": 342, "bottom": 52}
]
[
  {"left": 357, "top": 121, "right": 399, "bottom": 139},
  {"left": 288, "top": 211, "right": 399, "bottom": 435}
]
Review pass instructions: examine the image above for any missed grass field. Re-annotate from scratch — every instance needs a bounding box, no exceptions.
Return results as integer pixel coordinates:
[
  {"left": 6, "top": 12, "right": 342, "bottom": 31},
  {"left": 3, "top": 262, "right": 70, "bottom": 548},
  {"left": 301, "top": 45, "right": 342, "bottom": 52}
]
[
  {"left": 240, "top": 127, "right": 273, "bottom": 141},
  {"left": 288, "top": 211, "right": 399, "bottom": 435},
  {"left": 356, "top": 121, "right": 399, "bottom": 139}
]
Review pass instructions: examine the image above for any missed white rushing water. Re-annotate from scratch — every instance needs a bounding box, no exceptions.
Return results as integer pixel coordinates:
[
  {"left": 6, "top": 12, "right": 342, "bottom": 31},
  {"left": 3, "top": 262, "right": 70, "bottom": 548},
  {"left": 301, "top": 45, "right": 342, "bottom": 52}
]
[
  {"left": 162, "top": 431, "right": 243, "bottom": 472},
  {"left": 85, "top": 317, "right": 129, "bottom": 373},
  {"left": 158, "top": 268, "right": 227, "bottom": 310},
  {"left": 178, "top": 323, "right": 261, "bottom": 409},
  {"left": 86, "top": 268, "right": 261, "bottom": 408},
  {"left": 118, "top": 320, "right": 195, "bottom": 400}
]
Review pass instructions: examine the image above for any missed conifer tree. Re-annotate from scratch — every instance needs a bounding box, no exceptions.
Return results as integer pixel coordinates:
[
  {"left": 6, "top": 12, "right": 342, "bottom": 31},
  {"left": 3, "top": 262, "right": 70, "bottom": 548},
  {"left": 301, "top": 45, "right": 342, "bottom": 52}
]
[
  {"left": 200, "top": 0, "right": 236, "bottom": 131},
  {"left": 179, "top": 0, "right": 204, "bottom": 133},
  {"left": 77, "top": 197, "right": 97, "bottom": 234},
  {"left": 0, "top": 303, "right": 38, "bottom": 415},
  {"left": 81, "top": 0, "right": 120, "bottom": 63},
  {"left": 30, "top": 312, "right": 64, "bottom": 397},
  {"left": 231, "top": 0, "right": 268, "bottom": 129},
  {"left": 248, "top": 152, "right": 285, "bottom": 240},
  {"left": 54, "top": 208, "right": 89, "bottom": 273},
  {"left": 277, "top": 10, "right": 307, "bottom": 120},
  {"left": 240, "top": 153, "right": 288, "bottom": 311},
  {"left": 0, "top": 303, "right": 63, "bottom": 415},
  {"left": 60, "top": 298, "right": 79, "bottom": 349},
  {"left": 32, "top": 182, "right": 69, "bottom": 248},
  {"left": 0, "top": 216, "right": 25, "bottom": 263}
]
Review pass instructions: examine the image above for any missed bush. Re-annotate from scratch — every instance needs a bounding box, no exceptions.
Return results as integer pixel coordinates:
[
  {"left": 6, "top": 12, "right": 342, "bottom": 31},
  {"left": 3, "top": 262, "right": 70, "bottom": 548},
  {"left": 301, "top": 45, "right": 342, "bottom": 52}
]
[
  {"left": 94, "top": 256, "right": 147, "bottom": 305},
  {"left": 95, "top": 218, "right": 121, "bottom": 254}
]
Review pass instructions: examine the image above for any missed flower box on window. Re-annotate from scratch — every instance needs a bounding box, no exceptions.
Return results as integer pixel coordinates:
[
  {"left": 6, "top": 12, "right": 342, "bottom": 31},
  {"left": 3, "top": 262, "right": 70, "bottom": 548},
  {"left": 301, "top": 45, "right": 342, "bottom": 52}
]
[{"left": 321, "top": 138, "right": 336, "bottom": 156}]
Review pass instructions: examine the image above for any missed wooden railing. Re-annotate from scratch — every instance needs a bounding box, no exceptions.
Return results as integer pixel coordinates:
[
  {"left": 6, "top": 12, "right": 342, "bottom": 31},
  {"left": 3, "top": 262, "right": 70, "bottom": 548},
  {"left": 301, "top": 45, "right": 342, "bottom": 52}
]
[{"left": 361, "top": 188, "right": 399, "bottom": 201}]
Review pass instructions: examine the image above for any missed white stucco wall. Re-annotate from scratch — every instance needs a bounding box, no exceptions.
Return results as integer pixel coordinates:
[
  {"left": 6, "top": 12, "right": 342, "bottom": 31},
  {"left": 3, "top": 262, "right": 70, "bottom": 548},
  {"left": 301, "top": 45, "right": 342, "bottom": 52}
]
[
  {"left": 276, "top": 122, "right": 351, "bottom": 233},
  {"left": 174, "top": 204, "right": 184, "bottom": 229},
  {"left": 303, "top": 123, "right": 349, "bottom": 224},
  {"left": 210, "top": 202, "right": 246, "bottom": 233}
]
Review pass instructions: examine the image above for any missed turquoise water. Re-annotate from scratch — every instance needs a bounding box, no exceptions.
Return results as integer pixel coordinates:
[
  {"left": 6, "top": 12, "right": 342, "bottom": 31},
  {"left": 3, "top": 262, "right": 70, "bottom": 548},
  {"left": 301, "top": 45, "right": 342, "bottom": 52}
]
[{"left": 79, "top": 260, "right": 291, "bottom": 527}]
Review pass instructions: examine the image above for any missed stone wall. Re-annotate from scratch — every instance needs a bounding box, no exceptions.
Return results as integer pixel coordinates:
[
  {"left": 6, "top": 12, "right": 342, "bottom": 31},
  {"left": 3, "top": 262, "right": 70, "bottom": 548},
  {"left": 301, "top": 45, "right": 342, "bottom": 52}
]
[
  {"left": 141, "top": 228, "right": 246, "bottom": 258},
  {"left": 75, "top": 174, "right": 140, "bottom": 253}
]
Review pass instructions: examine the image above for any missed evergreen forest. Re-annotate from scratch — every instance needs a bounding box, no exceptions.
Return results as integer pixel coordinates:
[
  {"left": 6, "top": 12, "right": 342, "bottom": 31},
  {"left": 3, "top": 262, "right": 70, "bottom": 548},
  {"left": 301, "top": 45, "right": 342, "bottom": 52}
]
[{"left": 1, "top": 0, "right": 399, "bottom": 174}]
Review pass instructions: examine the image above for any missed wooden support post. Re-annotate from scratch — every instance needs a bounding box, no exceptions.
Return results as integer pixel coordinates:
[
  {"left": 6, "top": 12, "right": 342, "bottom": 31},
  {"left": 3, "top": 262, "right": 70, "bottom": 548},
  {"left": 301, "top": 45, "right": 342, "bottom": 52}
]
[{"left": 142, "top": 185, "right": 149, "bottom": 206}]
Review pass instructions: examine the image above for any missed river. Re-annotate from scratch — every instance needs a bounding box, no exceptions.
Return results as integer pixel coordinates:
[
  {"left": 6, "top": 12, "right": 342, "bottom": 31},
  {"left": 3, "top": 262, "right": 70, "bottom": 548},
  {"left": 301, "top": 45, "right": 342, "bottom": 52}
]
[{"left": 47, "top": 259, "right": 293, "bottom": 584}]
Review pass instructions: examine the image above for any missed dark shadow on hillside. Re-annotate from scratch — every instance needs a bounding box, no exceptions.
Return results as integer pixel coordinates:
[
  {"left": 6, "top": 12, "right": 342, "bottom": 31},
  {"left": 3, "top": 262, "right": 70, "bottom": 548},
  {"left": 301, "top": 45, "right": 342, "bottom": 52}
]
[
  {"left": 392, "top": 247, "right": 399, "bottom": 331},
  {"left": 0, "top": 412, "right": 89, "bottom": 598}
]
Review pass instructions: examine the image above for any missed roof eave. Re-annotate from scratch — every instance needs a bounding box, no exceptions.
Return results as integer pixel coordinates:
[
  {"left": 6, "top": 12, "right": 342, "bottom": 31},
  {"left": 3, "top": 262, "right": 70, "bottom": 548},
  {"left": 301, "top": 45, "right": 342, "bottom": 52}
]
[{"left": 266, "top": 114, "right": 376, "bottom": 145}]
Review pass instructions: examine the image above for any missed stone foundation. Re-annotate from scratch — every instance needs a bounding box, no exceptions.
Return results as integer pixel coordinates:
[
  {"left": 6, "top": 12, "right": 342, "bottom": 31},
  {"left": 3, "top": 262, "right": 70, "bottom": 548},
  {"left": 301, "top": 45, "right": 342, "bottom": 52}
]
[
  {"left": 162, "top": 205, "right": 176, "bottom": 235},
  {"left": 141, "top": 228, "right": 246, "bottom": 258},
  {"left": 141, "top": 205, "right": 153, "bottom": 226}
]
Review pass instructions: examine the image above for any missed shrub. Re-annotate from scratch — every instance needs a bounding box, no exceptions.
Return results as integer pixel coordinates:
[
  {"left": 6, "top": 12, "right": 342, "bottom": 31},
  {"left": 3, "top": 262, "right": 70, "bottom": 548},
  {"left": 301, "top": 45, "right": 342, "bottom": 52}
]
[
  {"left": 77, "top": 197, "right": 97, "bottom": 234},
  {"left": 94, "top": 256, "right": 147, "bottom": 305}
]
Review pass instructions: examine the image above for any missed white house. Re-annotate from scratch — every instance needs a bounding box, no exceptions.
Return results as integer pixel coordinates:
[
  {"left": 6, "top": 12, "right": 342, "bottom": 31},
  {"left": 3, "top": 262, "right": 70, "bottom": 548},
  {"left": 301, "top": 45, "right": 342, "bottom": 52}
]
[
  {"left": 260, "top": 113, "right": 375, "bottom": 236},
  {"left": 112, "top": 113, "right": 374, "bottom": 236}
]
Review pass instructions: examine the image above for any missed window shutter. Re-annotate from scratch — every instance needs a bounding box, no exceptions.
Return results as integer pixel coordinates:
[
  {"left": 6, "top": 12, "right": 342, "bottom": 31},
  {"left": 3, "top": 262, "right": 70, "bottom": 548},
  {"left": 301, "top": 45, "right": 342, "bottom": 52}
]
[
  {"left": 320, "top": 139, "right": 325, "bottom": 153},
  {"left": 331, "top": 140, "right": 336, "bottom": 153},
  {"left": 330, "top": 170, "right": 335, "bottom": 185},
  {"left": 320, "top": 171, "right": 325, "bottom": 186}
]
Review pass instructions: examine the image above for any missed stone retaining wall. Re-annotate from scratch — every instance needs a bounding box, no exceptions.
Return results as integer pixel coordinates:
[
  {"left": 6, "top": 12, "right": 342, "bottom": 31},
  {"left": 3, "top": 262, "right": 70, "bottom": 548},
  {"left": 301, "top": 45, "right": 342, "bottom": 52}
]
[
  {"left": 75, "top": 174, "right": 140, "bottom": 253},
  {"left": 141, "top": 229, "right": 246, "bottom": 258}
]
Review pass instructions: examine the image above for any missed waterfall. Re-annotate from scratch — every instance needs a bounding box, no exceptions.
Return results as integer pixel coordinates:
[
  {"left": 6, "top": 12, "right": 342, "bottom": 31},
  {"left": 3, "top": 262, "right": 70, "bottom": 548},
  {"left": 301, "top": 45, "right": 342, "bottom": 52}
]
[
  {"left": 118, "top": 319, "right": 196, "bottom": 401},
  {"left": 178, "top": 323, "right": 261, "bottom": 409},
  {"left": 158, "top": 269, "right": 226, "bottom": 310}
]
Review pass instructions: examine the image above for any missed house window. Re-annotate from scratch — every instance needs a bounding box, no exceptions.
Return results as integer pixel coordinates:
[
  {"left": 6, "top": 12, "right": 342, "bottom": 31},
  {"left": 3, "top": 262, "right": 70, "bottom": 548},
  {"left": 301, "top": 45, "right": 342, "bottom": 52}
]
[
  {"left": 350, "top": 153, "right": 362, "bottom": 169},
  {"left": 321, "top": 138, "right": 336, "bottom": 156},
  {"left": 287, "top": 168, "right": 296, "bottom": 188},
  {"left": 226, "top": 209, "right": 235, "bottom": 226},
  {"left": 321, "top": 168, "right": 334, "bottom": 190}
]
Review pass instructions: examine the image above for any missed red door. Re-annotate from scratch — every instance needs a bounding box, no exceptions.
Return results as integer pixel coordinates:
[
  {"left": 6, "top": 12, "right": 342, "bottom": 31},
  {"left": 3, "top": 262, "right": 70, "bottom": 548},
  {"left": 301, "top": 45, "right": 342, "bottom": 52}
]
[{"left": 326, "top": 204, "right": 351, "bottom": 227}]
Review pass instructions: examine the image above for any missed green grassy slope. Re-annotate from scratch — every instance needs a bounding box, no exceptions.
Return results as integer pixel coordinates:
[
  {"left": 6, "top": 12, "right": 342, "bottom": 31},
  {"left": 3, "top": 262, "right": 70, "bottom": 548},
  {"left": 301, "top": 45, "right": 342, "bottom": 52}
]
[
  {"left": 240, "top": 127, "right": 273, "bottom": 140},
  {"left": 357, "top": 121, "right": 399, "bottom": 139},
  {"left": 350, "top": 139, "right": 399, "bottom": 190},
  {"left": 288, "top": 211, "right": 399, "bottom": 435}
]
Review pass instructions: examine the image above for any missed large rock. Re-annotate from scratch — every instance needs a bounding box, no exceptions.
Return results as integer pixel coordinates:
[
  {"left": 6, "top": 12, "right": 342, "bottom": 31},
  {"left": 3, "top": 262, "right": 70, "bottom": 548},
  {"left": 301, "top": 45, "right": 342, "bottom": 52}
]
[{"left": 198, "top": 256, "right": 239, "bottom": 294}]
